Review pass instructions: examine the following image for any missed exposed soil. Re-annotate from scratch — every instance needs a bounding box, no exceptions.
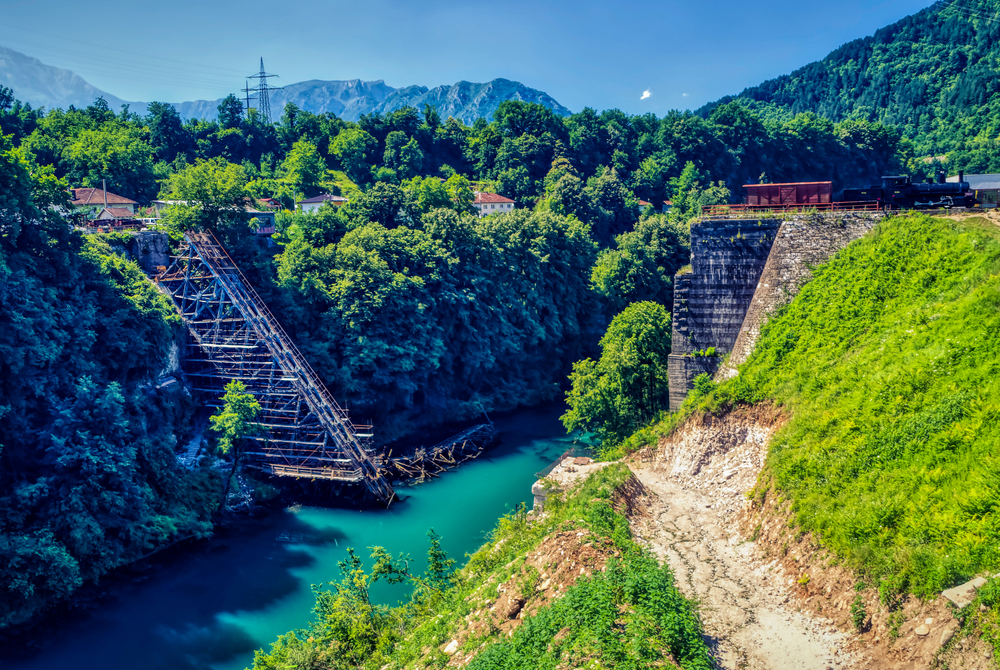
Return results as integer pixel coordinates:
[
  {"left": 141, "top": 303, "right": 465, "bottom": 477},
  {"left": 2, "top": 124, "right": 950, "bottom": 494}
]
[
  {"left": 437, "top": 527, "right": 619, "bottom": 666},
  {"left": 625, "top": 403, "right": 995, "bottom": 670}
]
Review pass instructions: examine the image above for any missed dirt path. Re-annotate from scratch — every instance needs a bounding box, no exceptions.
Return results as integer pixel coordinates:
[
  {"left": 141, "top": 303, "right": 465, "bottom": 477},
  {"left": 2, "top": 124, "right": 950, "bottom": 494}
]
[
  {"left": 621, "top": 405, "right": 856, "bottom": 669},
  {"left": 631, "top": 469, "right": 853, "bottom": 669}
]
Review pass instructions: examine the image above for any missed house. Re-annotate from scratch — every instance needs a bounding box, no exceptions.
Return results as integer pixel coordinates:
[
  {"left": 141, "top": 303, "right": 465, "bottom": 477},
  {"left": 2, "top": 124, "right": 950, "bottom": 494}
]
[
  {"left": 638, "top": 199, "right": 653, "bottom": 210},
  {"left": 71, "top": 187, "right": 138, "bottom": 215},
  {"left": 473, "top": 192, "right": 515, "bottom": 217},
  {"left": 947, "top": 173, "right": 1000, "bottom": 208},
  {"left": 662, "top": 200, "right": 673, "bottom": 213},
  {"left": 297, "top": 194, "right": 349, "bottom": 213},
  {"left": 94, "top": 208, "right": 135, "bottom": 221}
]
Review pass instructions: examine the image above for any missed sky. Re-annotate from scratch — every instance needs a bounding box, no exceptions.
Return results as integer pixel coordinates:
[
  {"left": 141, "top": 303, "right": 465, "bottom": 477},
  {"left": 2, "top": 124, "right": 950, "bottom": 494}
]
[{"left": 1, "top": 0, "right": 935, "bottom": 114}]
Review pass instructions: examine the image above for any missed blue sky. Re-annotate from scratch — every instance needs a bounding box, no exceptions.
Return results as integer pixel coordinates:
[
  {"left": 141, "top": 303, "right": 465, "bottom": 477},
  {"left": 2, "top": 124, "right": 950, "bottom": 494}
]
[{"left": 2, "top": 0, "right": 933, "bottom": 113}]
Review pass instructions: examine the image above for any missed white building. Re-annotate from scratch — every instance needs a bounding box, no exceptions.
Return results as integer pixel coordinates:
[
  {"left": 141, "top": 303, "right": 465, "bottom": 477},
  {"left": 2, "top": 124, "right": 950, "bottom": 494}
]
[
  {"left": 297, "top": 194, "right": 349, "bottom": 213},
  {"left": 473, "top": 192, "right": 515, "bottom": 217}
]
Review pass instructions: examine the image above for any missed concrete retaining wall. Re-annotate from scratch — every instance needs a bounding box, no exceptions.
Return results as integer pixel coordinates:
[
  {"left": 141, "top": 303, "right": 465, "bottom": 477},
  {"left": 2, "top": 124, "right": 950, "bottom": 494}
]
[{"left": 668, "top": 219, "right": 780, "bottom": 410}]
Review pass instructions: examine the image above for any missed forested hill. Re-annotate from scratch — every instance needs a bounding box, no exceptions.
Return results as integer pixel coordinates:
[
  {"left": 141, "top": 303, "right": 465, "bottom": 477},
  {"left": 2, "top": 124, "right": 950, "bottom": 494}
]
[{"left": 700, "top": 0, "right": 1000, "bottom": 170}]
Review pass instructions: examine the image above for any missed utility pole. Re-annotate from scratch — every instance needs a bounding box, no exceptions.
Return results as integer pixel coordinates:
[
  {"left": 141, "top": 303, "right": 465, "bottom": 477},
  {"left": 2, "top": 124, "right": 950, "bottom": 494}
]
[
  {"left": 246, "top": 58, "right": 280, "bottom": 125},
  {"left": 241, "top": 79, "right": 257, "bottom": 117}
]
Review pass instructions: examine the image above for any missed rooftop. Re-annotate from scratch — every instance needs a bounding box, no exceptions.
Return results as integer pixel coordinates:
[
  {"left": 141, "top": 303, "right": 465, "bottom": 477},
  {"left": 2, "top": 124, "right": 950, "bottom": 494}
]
[
  {"left": 473, "top": 192, "right": 515, "bottom": 204},
  {"left": 743, "top": 181, "right": 833, "bottom": 188},
  {"left": 297, "top": 194, "right": 349, "bottom": 204},
  {"left": 97, "top": 207, "right": 135, "bottom": 219},
  {"left": 71, "top": 187, "right": 137, "bottom": 206}
]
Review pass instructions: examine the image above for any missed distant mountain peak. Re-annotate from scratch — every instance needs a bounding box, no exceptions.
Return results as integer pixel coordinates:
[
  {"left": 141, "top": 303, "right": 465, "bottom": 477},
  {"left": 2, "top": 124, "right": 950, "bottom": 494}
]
[{"left": 0, "top": 45, "right": 570, "bottom": 123}]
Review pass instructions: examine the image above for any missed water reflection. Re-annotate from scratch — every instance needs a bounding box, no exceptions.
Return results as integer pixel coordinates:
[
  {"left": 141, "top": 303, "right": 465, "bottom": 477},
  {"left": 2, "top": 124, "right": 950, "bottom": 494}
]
[{"left": 2, "top": 403, "right": 578, "bottom": 670}]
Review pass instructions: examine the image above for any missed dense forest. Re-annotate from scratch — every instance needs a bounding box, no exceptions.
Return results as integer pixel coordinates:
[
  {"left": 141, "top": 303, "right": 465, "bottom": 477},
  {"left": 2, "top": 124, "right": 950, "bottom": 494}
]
[
  {"left": 0, "top": 78, "right": 908, "bottom": 436},
  {"left": 702, "top": 0, "right": 1000, "bottom": 172},
  {"left": 0, "top": 136, "right": 218, "bottom": 629}
]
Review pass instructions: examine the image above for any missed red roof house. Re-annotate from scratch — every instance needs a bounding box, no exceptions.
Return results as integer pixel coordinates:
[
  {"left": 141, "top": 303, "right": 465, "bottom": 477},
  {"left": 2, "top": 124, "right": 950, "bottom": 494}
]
[
  {"left": 473, "top": 192, "right": 515, "bottom": 217},
  {"left": 71, "top": 187, "right": 138, "bottom": 214}
]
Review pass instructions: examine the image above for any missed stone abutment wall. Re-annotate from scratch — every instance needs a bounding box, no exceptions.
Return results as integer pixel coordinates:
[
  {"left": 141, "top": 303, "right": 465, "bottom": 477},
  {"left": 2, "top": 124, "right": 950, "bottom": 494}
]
[{"left": 668, "top": 213, "right": 883, "bottom": 410}]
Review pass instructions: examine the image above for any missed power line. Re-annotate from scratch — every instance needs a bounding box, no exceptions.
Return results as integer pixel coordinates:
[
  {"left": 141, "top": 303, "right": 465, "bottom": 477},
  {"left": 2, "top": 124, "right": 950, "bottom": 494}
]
[
  {"left": 1, "top": 26, "right": 248, "bottom": 75},
  {"left": 1, "top": 39, "right": 240, "bottom": 89}
]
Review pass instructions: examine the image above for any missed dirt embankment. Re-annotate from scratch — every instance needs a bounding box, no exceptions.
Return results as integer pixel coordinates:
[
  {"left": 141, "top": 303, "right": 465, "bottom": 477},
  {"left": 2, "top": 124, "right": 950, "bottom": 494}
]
[
  {"left": 627, "top": 403, "right": 995, "bottom": 670},
  {"left": 432, "top": 470, "right": 652, "bottom": 668}
]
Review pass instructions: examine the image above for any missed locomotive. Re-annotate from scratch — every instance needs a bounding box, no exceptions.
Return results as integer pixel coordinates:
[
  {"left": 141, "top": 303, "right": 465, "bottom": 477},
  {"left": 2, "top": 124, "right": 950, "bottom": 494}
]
[{"left": 843, "top": 171, "right": 974, "bottom": 210}]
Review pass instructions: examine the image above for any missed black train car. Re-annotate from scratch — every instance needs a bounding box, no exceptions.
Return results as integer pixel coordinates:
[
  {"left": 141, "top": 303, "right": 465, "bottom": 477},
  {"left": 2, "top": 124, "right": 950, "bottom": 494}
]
[{"left": 842, "top": 172, "right": 975, "bottom": 210}]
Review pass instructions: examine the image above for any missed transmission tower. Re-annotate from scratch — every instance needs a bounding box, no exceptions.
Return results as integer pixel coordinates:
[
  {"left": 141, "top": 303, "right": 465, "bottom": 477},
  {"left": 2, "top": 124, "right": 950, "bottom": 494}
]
[{"left": 247, "top": 57, "right": 280, "bottom": 124}]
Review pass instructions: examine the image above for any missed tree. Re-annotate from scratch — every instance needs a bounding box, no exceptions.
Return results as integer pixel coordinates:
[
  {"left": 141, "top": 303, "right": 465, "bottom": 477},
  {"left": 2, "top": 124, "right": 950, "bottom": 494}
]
[
  {"left": 146, "top": 101, "right": 191, "bottom": 162},
  {"left": 331, "top": 127, "right": 377, "bottom": 184},
  {"left": 583, "top": 166, "right": 637, "bottom": 246},
  {"left": 591, "top": 215, "right": 690, "bottom": 313},
  {"left": 217, "top": 94, "right": 244, "bottom": 130},
  {"left": 62, "top": 126, "right": 157, "bottom": 202},
  {"left": 562, "top": 301, "right": 672, "bottom": 446},
  {"left": 405, "top": 175, "right": 452, "bottom": 217},
  {"left": 444, "top": 173, "right": 474, "bottom": 211},
  {"left": 667, "top": 161, "right": 730, "bottom": 227},
  {"left": 158, "top": 157, "right": 250, "bottom": 234},
  {"left": 496, "top": 165, "right": 534, "bottom": 206},
  {"left": 280, "top": 138, "right": 325, "bottom": 197},
  {"left": 209, "top": 380, "right": 262, "bottom": 510},
  {"left": 383, "top": 132, "right": 423, "bottom": 178},
  {"left": 339, "top": 181, "right": 413, "bottom": 229}
]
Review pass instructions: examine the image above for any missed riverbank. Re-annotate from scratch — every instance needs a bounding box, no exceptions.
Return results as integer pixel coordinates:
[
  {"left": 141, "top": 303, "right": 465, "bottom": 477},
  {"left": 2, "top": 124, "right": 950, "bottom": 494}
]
[{"left": 2, "top": 403, "right": 580, "bottom": 670}]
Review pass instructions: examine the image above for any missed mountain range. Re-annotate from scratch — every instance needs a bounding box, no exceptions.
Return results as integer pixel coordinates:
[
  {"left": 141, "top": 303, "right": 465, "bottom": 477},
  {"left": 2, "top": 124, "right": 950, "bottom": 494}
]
[{"left": 0, "top": 45, "right": 570, "bottom": 123}]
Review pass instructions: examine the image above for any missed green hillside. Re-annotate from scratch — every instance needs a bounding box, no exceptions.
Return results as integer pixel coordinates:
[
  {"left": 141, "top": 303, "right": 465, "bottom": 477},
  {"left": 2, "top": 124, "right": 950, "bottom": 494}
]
[
  {"left": 702, "top": 0, "right": 1000, "bottom": 170},
  {"left": 696, "top": 213, "right": 1000, "bottom": 602}
]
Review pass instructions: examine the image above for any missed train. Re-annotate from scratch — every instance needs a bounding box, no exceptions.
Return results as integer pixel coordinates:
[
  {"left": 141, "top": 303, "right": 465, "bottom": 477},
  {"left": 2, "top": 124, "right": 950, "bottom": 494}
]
[
  {"left": 735, "top": 171, "right": 975, "bottom": 213},
  {"left": 843, "top": 172, "right": 974, "bottom": 210}
]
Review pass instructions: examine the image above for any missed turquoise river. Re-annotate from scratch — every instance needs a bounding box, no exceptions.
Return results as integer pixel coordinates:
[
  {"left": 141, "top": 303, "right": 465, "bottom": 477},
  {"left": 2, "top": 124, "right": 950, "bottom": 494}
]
[{"left": 5, "top": 403, "right": 579, "bottom": 670}]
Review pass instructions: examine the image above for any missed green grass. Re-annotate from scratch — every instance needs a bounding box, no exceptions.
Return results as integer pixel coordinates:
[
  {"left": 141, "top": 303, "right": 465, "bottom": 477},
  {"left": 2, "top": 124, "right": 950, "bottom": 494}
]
[
  {"left": 326, "top": 170, "right": 363, "bottom": 199},
  {"left": 707, "top": 213, "right": 1000, "bottom": 599},
  {"left": 251, "top": 465, "right": 712, "bottom": 670}
]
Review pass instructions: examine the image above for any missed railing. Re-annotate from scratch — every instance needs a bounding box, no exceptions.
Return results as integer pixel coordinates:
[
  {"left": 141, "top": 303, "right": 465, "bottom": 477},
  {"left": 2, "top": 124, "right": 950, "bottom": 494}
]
[
  {"left": 252, "top": 463, "right": 363, "bottom": 481},
  {"left": 701, "top": 201, "right": 882, "bottom": 217}
]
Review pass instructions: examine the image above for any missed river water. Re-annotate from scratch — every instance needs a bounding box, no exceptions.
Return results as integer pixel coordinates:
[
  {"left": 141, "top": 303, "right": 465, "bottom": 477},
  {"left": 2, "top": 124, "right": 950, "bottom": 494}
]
[{"left": 5, "top": 404, "right": 579, "bottom": 670}]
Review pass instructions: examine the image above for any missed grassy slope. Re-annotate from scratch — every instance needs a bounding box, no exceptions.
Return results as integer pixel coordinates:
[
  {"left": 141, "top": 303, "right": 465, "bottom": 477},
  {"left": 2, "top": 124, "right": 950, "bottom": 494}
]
[
  {"left": 705, "top": 213, "right": 1000, "bottom": 599},
  {"left": 252, "top": 465, "right": 712, "bottom": 670}
]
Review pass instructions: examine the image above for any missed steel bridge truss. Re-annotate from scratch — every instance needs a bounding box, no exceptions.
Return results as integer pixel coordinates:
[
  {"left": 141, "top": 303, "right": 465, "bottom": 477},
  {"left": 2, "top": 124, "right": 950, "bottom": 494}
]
[{"left": 157, "top": 231, "right": 396, "bottom": 504}]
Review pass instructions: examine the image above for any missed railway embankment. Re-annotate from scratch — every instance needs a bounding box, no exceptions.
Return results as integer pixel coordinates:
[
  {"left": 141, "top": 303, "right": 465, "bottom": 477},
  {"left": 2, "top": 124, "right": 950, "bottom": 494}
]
[{"left": 643, "top": 212, "right": 1000, "bottom": 668}]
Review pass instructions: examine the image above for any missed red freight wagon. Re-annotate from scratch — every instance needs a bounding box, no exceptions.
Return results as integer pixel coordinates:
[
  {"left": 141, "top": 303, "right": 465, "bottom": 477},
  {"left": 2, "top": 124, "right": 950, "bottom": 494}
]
[{"left": 744, "top": 181, "right": 833, "bottom": 206}]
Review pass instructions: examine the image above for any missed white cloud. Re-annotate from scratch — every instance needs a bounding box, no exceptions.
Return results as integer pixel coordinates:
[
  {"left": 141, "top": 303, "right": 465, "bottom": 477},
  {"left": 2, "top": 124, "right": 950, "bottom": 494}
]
[
  {"left": 682, "top": 93, "right": 689, "bottom": 97},
  {"left": 640, "top": 89, "right": 651, "bottom": 100}
]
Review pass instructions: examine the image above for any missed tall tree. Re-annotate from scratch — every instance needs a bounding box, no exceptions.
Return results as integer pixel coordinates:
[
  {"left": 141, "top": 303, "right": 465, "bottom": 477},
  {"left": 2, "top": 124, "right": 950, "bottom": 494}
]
[{"left": 209, "top": 380, "right": 262, "bottom": 510}]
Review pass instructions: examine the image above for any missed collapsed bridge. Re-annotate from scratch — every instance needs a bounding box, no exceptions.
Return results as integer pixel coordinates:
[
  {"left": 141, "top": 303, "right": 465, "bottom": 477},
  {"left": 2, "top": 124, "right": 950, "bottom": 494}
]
[{"left": 156, "top": 231, "right": 495, "bottom": 505}]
